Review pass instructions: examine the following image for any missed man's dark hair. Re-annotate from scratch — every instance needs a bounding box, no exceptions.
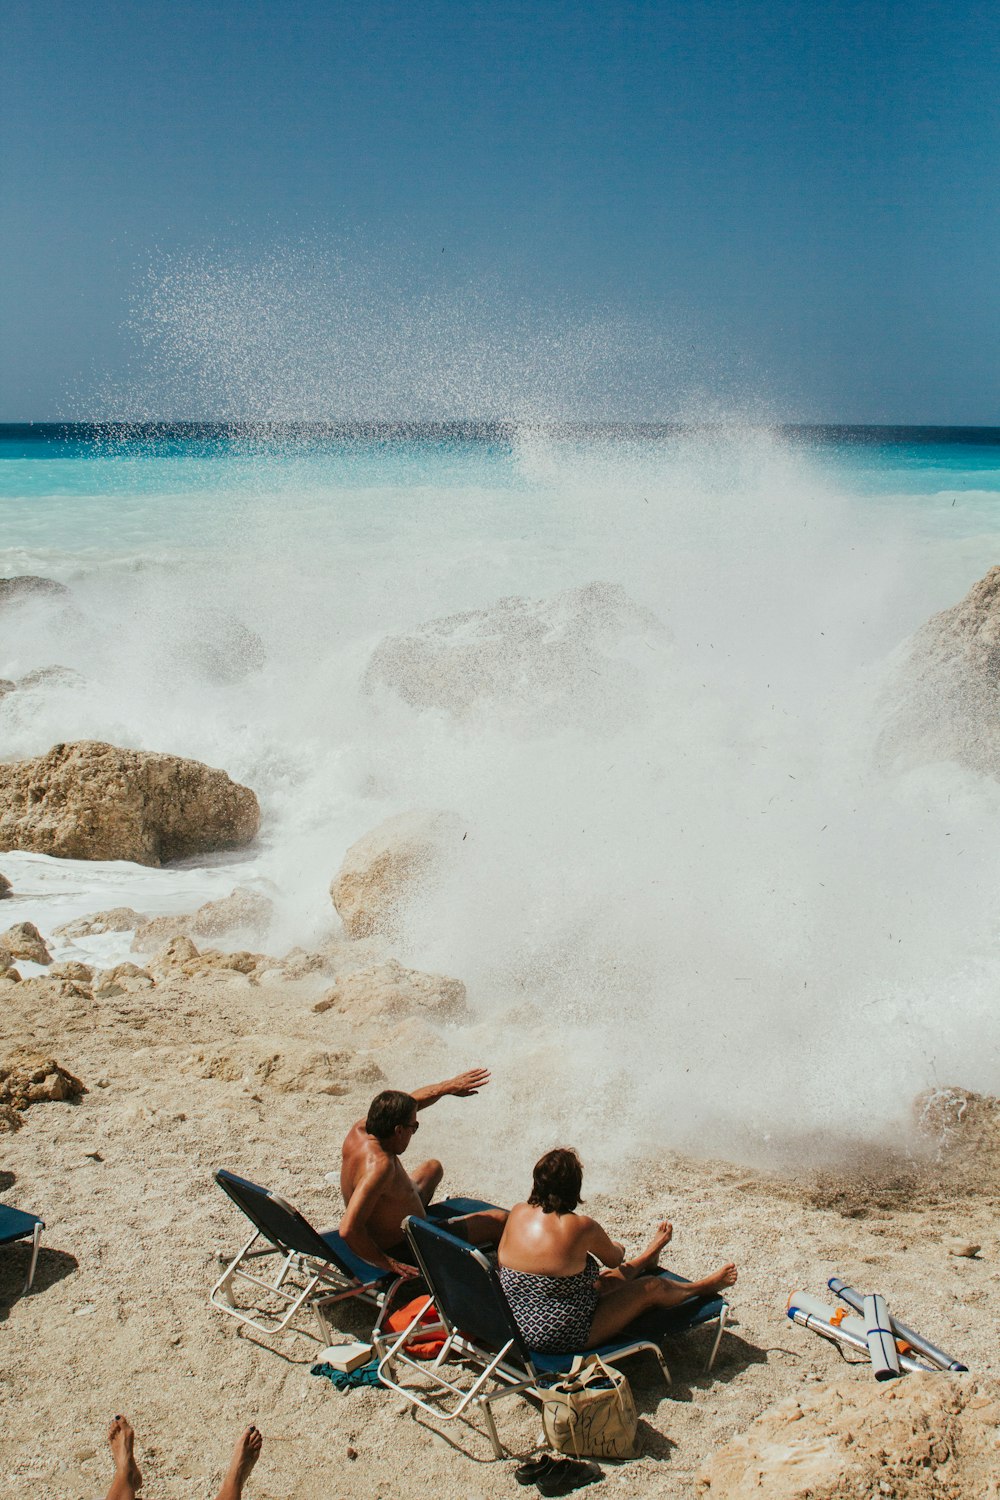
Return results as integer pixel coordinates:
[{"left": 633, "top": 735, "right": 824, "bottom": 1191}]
[
  {"left": 528, "top": 1147, "right": 583, "bottom": 1214},
  {"left": 365, "top": 1089, "right": 417, "bottom": 1140}
]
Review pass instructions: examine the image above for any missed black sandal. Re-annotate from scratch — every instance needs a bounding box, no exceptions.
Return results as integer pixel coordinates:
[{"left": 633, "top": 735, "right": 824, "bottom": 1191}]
[
  {"left": 515, "top": 1453, "right": 561, "bottom": 1485},
  {"left": 536, "top": 1457, "right": 603, "bottom": 1495}
]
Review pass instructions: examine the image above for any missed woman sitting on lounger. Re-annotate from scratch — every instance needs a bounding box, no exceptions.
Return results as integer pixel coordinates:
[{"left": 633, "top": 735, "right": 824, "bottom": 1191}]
[{"left": 497, "top": 1147, "right": 737, "bottom": 1354}]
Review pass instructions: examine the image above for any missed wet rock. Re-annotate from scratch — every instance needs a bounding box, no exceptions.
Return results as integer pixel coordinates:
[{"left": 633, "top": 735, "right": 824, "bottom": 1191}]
[
  {"left": 189, "top": 887, "right": 274, "bottom": 939},
  {"left": 17, "top": 665, "right": 85, "bottom": 691},
  {"left": 363, "top": 579, "right": 665, "bottom": 725},
  {"left": 697, "top": 1375, "right": 1000, "bottom": 1499},
  {"left": 886, "top": 566, "right": 1000, "bottom": 777},
  {"left": 54, "top": 908, "right": 145, "bottom": 939},
  {"left": 314, "top": 958, "right": 468, "bottom": 1023},
  {"left": 0, "top": 921, "right": 52, "bottom": 965},
  {"left": 330, "top": 809, "right": 467, "bottom": 940},
  {"left": 0, "top": 575, "right": 69, "bottom": 607},
  {"left": 0, "top": 872, "right": 11, "bottom": 898},
  {"left": 132, "top": 891, "right": 272, "bottom": 951},
  {"left": 0, "top": 740, "right": 260, "bottom": 865},
  {"left": 131, "top": 914, "right": 195, "bottom": 952}
]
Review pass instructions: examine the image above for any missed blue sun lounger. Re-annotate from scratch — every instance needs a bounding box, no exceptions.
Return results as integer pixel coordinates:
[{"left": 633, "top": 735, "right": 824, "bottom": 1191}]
[
  {"left": 374, "top": 1214, "right": 730, "bottom": 1459},
  {"left": 0, "top": 1204, "right": 45, "bottom": 1293},
  {"left": 211, "top": 1168, "right": 498, "bottom": 1344}
]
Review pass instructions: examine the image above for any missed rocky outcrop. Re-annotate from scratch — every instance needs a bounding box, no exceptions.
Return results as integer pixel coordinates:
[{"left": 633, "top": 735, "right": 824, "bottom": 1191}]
[
  {"left": 1, "top": 921, "right": 52, "bottom": 965},
  {"left": 330, "top": 809, "right": 466, "bottom": 940},
  {"left": 0, "top": 741, "right": 260, "bottom": 866},
  {"left": 885, "top": 566, "right": 1000, "bottom": 776},
  {"left": 54, "top": 908, "right": 145, "bottom": 939},
  {"left": 697, "top": 1375, "right": 1000, "bottom": 1499},
  {"left": 0, "top": 576, "right": 69, "bottom": 608},
  {"left": 0, "top": 1051, "right": 87, "bottom": 1131},
  {"left": 363, "top": 580, "right": 665, "bottom": 724},
  {"left": 314, "top": 958, "right": 468, "bottom": 1023},
  {"left": 183, "top": 1037, "right": 384, "bottom": 1096},
  {"left": 0, "top": 872, "right": 11, "bottom": 898}
]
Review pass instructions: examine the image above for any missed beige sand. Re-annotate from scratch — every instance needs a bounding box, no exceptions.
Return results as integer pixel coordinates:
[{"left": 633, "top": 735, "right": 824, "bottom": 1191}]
[{"left": 2, "top": 964, "right": 998, "bottom": 1499}]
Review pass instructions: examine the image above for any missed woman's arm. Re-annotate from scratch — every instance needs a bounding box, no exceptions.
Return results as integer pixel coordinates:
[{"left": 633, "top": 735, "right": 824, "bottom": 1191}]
[{"left": 580, "top": 1217, "right": 626, "bottom": 1269}]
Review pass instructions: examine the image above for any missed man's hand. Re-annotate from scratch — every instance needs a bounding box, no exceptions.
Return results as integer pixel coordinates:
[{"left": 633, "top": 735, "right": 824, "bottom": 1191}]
[
  {"left": 411, "top": 1066, "right": 492, "bottom": 1109},
  {"left": 388, "top": 1258, "right": 419, "bottom": 1280},
  {"left": 443, "top": 1066, "right": 491, "bottom": 1097}
]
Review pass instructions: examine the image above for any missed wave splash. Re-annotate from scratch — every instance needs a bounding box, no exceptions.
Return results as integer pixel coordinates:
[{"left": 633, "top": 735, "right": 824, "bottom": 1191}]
[{"left": 5, "top": 249, "right": 1000, "bottom": 1167}]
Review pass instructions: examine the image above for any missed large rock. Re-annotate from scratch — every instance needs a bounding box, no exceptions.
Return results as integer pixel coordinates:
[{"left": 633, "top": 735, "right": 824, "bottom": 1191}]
[
  {"left": 0, "top": 873, "right": 11, "bottom": 899},
  {"left": 331, "top": 809, "right": 466, "bottom": 939},
  {"left": 697, "top": 1375, "right": 1000, "bottom": 1499},
  {"left": 363, "top": 580, "right": 665, "bottom": 724},
  {"left": 0, "top": 921, "right": 52, "bottom": 965},
  {"left": 314, "top": 958, "right": 468, "bottom": 1023},
  {"left": 886, "top": 567, "right": 1000, "bottom": 776},
  {"left": 0, "top": 741, "right": 260, "bottom": 866}
]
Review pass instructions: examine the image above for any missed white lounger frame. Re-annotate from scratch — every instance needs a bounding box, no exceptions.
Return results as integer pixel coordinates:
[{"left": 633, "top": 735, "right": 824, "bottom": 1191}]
[
  {"left": 24, "top": 1220, "right": 43, "bottom": 1293},
  {"left": 210, "top": 1227, "right": 402, "bottom": 1344}
]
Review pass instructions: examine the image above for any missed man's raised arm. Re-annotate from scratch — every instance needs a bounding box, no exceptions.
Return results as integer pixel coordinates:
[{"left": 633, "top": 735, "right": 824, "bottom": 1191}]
[{"left": 410, "top": 1066, "right": 491, "bottom": 1110}]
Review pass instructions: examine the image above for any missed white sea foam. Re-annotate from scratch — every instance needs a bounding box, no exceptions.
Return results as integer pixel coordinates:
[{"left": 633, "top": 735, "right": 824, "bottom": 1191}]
[{"left": 4, "top": 421, "right": 1000, "bottom": 1170}]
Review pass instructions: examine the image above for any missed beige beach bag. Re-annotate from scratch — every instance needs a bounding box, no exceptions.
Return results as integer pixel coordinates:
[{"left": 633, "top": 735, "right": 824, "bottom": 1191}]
[{"left": 536, "top": 1356, "right": 639, "bottom": 1459}]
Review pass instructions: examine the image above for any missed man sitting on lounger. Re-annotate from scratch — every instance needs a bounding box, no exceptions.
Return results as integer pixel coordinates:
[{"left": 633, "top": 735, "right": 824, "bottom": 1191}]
[{"left": 339, "top": 1067, "right": 508, "bottom": 1277}]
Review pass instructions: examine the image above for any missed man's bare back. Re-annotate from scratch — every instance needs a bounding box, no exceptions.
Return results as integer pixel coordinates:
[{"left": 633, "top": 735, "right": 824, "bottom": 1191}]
[{"left": 340, "top": 1120, "right": 437, "bottom": 1247}]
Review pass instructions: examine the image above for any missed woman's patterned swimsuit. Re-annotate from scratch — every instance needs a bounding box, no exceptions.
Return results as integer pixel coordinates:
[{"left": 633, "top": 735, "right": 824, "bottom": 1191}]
[{"left": 499, "top": 1257, "right": 600, "bottom": 1353}]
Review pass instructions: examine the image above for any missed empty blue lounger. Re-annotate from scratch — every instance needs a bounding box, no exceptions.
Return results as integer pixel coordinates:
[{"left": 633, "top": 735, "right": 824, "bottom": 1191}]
[
  {"left": 374, "top": 1214, "right": 730, "bottom": 1459},
  {"left": 212, "top": 1168, "right": 402, "bottom": 1342},
  {"left": 0, "top": 1204, "right": 45, "bottom": 1293}
]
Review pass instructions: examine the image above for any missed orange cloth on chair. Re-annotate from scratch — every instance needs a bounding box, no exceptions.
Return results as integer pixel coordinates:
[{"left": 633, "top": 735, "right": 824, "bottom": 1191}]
[{"left": 385, "top": 1295, "right": 447, "bottom": 1359}]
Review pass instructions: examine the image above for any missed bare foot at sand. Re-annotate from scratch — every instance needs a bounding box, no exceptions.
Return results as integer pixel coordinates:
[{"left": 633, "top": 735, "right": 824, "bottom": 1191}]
[
  {"left": 216, "top": 1425, "right": 262, "bottom": 1500},
  {"left": 107, "top": 1415, "right": 142, "bottom": 1497},
  {"left": 623, "top": 1218, "right": 674, "bottom": 1276},
  {"left": 711, "top": 1262, "right": 738, "bottom": 1291}
]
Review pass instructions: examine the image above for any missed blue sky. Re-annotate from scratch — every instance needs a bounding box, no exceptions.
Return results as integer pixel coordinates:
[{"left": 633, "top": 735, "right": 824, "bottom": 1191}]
[{"left": 3, "top": 0, "right": 998, "bottom": 421}]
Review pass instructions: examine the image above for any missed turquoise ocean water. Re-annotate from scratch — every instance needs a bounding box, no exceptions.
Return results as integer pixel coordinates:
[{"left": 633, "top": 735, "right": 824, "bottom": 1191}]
[{"left": 3, "top": 421, "right": 1000, "bottom": 1155}]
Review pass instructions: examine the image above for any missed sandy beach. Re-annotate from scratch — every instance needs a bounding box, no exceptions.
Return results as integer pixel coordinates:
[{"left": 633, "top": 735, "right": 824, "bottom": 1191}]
[{"left": 3, "top": 944, "right": 999, "bottom": 1500}]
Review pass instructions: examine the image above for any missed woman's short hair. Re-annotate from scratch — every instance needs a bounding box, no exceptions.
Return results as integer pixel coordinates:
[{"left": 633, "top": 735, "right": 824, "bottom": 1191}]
[
  {"left": 528, "top": 1147, "right": 583, "bottom": 1214},
  {"left": 365, "top": 1089, "right": 416, "bottom": 1140}
]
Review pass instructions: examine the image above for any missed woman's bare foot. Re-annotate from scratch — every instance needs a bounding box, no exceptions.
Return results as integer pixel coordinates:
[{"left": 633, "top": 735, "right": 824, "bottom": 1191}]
[
  {"left": 628, "top": 1219, "right": 674, "bottom": 1276},
  {"left": 216, "top": 1425, "right": 262, "bottom": 1500},
  {"left": 107, "top": 1415, "right": 142, "bottom": 1494},
  {"left": 710, "top": 1262, "right": 738, "bottom": 1292}
]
